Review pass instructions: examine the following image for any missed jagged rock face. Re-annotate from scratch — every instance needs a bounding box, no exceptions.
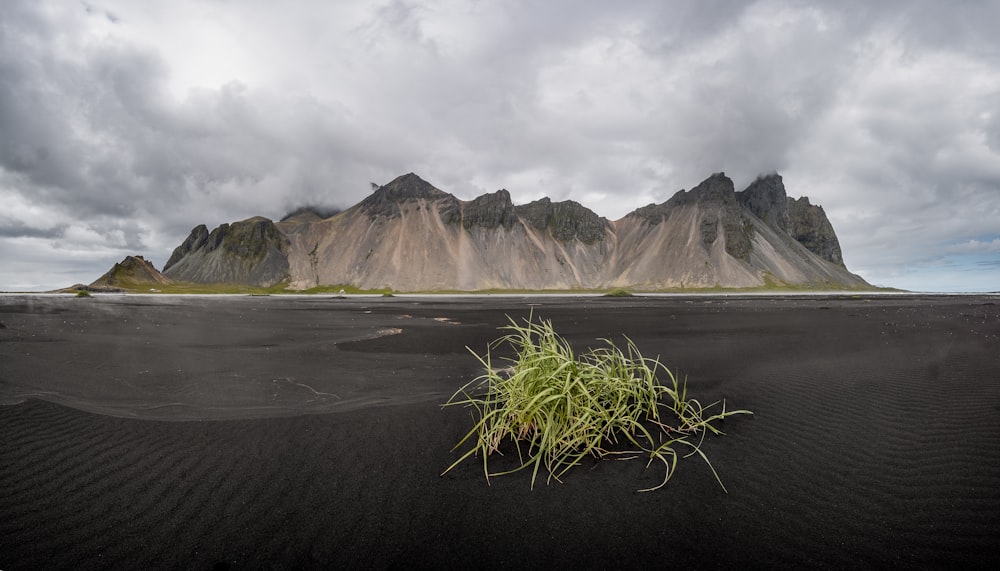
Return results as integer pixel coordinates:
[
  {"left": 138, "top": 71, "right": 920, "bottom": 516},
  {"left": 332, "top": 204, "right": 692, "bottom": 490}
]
[
  {"left": 739, "top": 174, "right": 790, "bottom": 232},
  {"left": 462, "top": 189, "right": 516, "bottom": 230},
  {"left": 632, "top": 201, "right": 673, "bottom": 226},
  {"left": 91, "top": 256, "right": 173, "bottom": 288},
  {"left": 163, "top": 217, "right": 290, "bottom": 286},
  {"left": 660, "top": 173, "right": 753, "bottom": 261},
  {"left": 358, "top": 173, "right": 457, "bottom": 220},
  {"left": 632, "top": 174, "right": 749, "bottom": 257},
  {"left": 736, "top": 174, "right": 845, "bottom": 266},
  {"left": 513, "top": 198, "right": 610, "bottom": 244},
  {"left": 687, "top": 172, "right": 737, "bottom": 206},
  {"left": 164, "top": 224, "right": 209, "bottom": 272},
  {"left": 160, "top": 171, "right": 868, "bottom": 290},
  {"left": 787, "top": 197, "right": 845, "bottom": 266}
]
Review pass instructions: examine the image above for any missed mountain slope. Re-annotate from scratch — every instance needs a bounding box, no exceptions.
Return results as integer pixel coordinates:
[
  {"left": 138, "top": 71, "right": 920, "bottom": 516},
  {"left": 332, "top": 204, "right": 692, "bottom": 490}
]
[{"left": 163, "top": 217, "right": 290, "bottom": 285}]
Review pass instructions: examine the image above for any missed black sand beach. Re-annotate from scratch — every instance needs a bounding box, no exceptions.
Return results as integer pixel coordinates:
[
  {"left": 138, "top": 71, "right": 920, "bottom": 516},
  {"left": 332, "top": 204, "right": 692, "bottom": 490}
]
[{"left": 2, "top": 293, "right": 998, "bottom": 569}]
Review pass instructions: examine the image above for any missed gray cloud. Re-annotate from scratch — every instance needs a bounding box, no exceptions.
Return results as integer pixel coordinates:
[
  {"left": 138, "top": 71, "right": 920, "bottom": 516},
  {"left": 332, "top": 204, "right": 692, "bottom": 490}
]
[
  {"left": 1, "top": 0, "right": 999, "bottom": 291},
  {"left": 0, "top": 221, "right": 67, "bottom": 239}
]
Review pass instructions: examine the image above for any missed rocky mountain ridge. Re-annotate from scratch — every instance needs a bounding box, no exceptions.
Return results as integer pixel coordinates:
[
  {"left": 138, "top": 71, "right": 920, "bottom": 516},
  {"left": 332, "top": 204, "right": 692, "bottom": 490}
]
[
  {"left": 132, "top": 171, "right": 868, "bottom": 291},
  {"left": 163, "top": 217, "right": 290, "bottom": 285}
]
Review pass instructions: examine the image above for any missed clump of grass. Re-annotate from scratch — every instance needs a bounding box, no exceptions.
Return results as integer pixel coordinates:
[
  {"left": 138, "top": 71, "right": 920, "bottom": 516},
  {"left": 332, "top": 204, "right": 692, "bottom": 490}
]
[
  {"left": 604, "top": 288, "right": 634, "bottom": 297},
  {"left": 75, "top": 290, "right": 92, "bottom": 298},
  {"left": 442, "top": 315, "right": 751, "bottom": 492}
]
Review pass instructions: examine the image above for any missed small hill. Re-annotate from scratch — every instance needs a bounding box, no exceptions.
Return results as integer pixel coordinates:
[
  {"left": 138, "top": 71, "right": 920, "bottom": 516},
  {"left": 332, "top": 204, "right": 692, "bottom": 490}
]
[{"left": 88, "top": 256, "right": 173, "bottom": 291}]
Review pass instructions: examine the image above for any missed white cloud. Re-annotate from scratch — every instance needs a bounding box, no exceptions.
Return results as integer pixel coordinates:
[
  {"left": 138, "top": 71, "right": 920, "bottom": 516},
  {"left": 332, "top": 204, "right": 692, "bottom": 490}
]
[{"left": 946, "top": 238, "right": 1000, "bottom": 255}]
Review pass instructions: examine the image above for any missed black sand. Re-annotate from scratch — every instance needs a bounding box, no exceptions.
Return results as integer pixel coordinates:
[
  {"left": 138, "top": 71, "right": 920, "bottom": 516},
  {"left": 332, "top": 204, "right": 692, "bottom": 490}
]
[{"left": 1, "top": 293, "right": 998, "bottom": 569}]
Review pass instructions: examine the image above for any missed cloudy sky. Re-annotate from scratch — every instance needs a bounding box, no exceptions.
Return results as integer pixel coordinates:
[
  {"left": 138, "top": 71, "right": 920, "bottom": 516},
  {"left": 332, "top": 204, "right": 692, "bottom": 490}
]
[{"left": 2, "top": 0, "right": 999, "bottom": 292}]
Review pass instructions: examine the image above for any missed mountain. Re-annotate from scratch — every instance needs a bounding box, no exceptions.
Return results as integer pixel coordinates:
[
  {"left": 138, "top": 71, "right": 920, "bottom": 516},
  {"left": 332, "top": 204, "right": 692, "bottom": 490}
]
[
  {"left": 163, "top": 217, "right": 290, "bottom": 285},
  {"left": 158, "top": 172, "right": 870, "bottom": 290},
  {"left": 88, "top": 256, "right": 173, "bottom": 291},
  {"left": 738, "top": 173, "right": 845, "bottom": 266}
]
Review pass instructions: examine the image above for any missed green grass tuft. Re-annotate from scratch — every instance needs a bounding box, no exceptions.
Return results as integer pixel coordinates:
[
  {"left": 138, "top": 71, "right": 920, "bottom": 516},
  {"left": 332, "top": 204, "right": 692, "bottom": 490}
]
[
  {"left": 442, "top": 315, "right": 752, "bottom": 492},
  {"left": 298, "top": 284, "right": 395, "bottom": 296},
  {"left": 604, "top": 288, "right": 634, "bottom": 297},
  {"left": 75, "top": 290, "right": 92, "bottom": 298}
]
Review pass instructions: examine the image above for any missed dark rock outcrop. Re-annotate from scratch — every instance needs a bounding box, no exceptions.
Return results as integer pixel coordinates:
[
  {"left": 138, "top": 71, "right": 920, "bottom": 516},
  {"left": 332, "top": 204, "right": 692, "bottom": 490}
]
[
  {"left": 358, "top": 173, "right": 456, "bottom": 220},
  {"left": 737, "top": 174, "right": 844, "bottom": 266},
  {"left": 163, "top": 217, "right": 290, "bottom": 286},
  {"left": 513, "top": 198, "right": 609, "bottom": 243},
  {"left": 686, "top": 172, "right": 738, "bottom": 206},
  {"left": 297, "top": 173, "right": 608, "bottom": 242},
  {"left": 462, "top": 189, "right": 516, "bottom": 230},
  {"left": 438, "top": 198, "right": 463, "bottom": 226},
  {"left": 675, "top": 173, "right": 754, "bottom": 261},
  {"left": 631, "top": 173, "right": 753, "bottom": 260},
  {"left": 738, "top": 173, "right": 790, "bottom": 232},
  {"left": 164, "top": 225, "right": 209, "bottom": 272},
  {"left": 632, "top": 200, "right": 674, "bottom": 225},
  {"left": 787, "top": 197, "right": 845, "bottom": 266}
]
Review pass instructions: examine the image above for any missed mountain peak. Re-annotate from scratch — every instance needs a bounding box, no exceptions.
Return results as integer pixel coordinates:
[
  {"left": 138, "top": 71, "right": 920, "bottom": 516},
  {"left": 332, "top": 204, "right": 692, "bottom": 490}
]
[
  {"left": 738, "top": 173, "right": 789, "bottom": 231},
  {"left": 91, "top": 256, "right": 173, "bottom": 289},
  {"left": 632, "top": 172, "right": 736, "bottom": 222},
  {"left": 688, "top": 172, "right": 736, "bottom": 204},
  {"left": 378, "top": 173, "right": 450, "bottom": 200},
  {"left": 358, "top": 173, "right": 455, "bottom": 219}
]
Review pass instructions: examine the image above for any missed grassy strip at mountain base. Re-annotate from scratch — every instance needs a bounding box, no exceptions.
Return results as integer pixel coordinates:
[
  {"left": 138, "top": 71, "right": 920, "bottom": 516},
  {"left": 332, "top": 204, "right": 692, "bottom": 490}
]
[
  {"left": 408, "top": 284, "right": 890, "bottom": 295},
  {"left": 82, "top": 281, "right": 296, "bottom": 295},
  {"left": 59, "top": 275, "right": 893, "bottom": 296},
  {"left": 298, "top": 285, "right": 396, "bottom": 296},
  {"left": 62, "top": 281, "right": 397, "bottom": 295},
  {"left": 61, "top": 283, "right": 891, "bottom": 295},
  {"left": 604, "top": 288, "right": 634, "bottom": 297}
]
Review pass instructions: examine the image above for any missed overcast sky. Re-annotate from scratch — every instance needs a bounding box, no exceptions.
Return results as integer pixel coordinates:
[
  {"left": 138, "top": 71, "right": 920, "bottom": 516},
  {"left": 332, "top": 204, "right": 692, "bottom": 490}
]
[{"left": 2, "top": 0, "right": 999, "bottom": 292}]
